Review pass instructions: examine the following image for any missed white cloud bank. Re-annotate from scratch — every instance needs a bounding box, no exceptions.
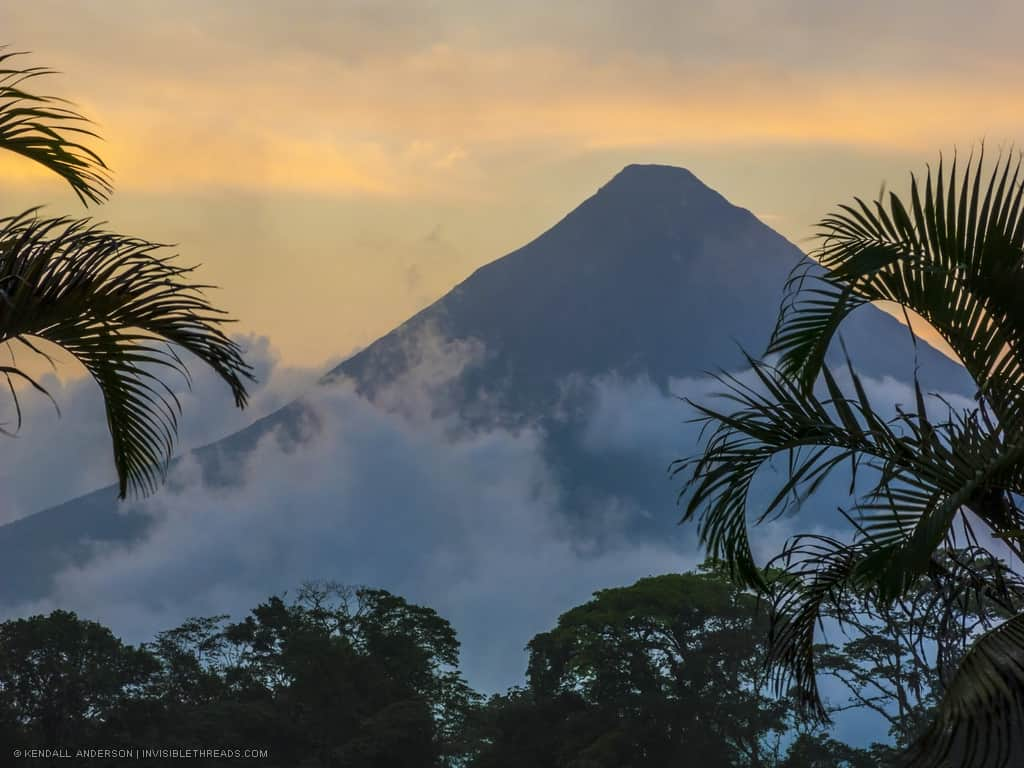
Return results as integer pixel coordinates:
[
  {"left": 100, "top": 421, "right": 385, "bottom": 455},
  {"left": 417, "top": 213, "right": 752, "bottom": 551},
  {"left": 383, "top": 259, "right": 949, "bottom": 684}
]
[
  {"left": 0, "top": 336, "right": 328, "bottom": 523},
  {"left": 0, "top": 332, "right": 982, "bottom": 694},
  {"left": 2, "top": 335, "right": 697, "bottom": 692}
]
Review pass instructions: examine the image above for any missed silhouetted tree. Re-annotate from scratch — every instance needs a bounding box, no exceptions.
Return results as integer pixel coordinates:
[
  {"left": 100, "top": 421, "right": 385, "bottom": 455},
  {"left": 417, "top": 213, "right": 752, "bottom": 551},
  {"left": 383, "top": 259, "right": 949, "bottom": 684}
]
[
  {"left": 134, "top": 583, "right": 474, "bottom": 767},
  {"left": 677, "top": 149, "right": 1024, "bottom": 766},
  {"left": 5, "top": 571, "right": 1002, "bottom": 766},
  {"left": 471, "top": 566, "right": 873, "bottom": 768},
  {"left": 0, "top": 610, "right": 157, "bottom": 745},
  {"left": 0, "top": 47, "right": 251, "bottom": 498}
]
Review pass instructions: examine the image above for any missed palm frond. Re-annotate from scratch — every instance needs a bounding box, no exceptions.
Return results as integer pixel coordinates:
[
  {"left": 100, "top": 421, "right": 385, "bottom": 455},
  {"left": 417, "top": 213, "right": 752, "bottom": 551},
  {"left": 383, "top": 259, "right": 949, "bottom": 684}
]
[
  {"left": 769, "top": 262, "right": 867, "bottom": 392},
  {"left": 0, "top": 48, "right": 112, "bottom": 206},
  {"left": 0, "top": 211, "right": 253, "bottom": 498},
  {"left": 682, "top": 146, "right": 1024, "bottom": 762},
  {"left": 765, "top": 534, "right": 865, "bottom": 722},
  {"left": 674, "top": 351, "right": 1024, "bottom": 719},
  {"left": 673, "top": 356, "right": 862, "bottom": 589},
  {"left": 902, "top": 611, "right": 1024, "bottom": 768},
  {"left": 925, "top": 549, "right": 1024, "bottom": 691},
  {"left": 673, "top": 355, "right": 966, "bottom": 589},
  {"left": 770, "top": 148, "right": 1024, "bottom": 427}
]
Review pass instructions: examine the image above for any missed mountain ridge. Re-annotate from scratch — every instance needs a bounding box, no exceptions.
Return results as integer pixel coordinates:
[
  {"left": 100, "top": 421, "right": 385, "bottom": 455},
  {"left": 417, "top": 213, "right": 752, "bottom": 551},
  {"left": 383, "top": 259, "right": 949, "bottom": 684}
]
[{"left": 0, "top": 164, "right": 972, "bottom": 606}]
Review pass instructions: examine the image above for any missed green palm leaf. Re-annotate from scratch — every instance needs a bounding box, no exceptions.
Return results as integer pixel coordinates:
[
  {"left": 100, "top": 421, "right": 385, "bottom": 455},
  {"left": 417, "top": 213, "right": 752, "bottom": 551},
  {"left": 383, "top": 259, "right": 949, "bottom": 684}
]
[
  {"left": 770, "top": 543, "right": 1024, "bottom": 766},
  {"left": 676, "top": 358, "right": 958, "bottom": 581},
  {"left": 682, "top": 147, "right": 1024, "bottom": 763},
  {"left": 0, "top": 211, "right": 252, "bottom": 497},
  {"left": 901, "top": 611, "right": 1024, "bottom": 768},
  {"left": 770, "top": 149, "right": 1024, "bottom": 428},
  {"left": 764, "top": 534, "right": 864, "bottom": 722},
  {"left": 676, "top": 353, "right": 1024, "bottom": 719},
  {"left": 0, "top": 49, "right": 112, "bottom": 205},
  {"left": 0, "top": 48, "right": 252, "bottom": 499}
]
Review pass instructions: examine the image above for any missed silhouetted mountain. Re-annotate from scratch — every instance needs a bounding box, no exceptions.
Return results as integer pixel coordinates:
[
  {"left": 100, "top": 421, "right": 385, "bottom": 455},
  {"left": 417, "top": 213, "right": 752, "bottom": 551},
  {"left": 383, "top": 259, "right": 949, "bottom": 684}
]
[
  {"left": 0, "top": 164, "right": 971, "bottom": 605},
  {"left": 333, "top": 164, "right": 961, "bottom": 410}
]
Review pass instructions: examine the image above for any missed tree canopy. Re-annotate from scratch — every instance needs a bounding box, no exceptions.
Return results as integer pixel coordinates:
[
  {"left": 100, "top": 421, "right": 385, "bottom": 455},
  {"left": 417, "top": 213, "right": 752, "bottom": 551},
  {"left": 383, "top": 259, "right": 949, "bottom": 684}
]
[{"left": 3, "top": 567, "right": 1005, "bottom": 766}]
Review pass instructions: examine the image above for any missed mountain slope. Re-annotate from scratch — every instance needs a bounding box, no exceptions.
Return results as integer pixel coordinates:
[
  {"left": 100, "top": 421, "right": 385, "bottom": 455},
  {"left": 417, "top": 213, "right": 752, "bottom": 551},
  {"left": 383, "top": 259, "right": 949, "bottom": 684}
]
[{"left": 0, "top": 164, "right": 971, "bottom": 605}]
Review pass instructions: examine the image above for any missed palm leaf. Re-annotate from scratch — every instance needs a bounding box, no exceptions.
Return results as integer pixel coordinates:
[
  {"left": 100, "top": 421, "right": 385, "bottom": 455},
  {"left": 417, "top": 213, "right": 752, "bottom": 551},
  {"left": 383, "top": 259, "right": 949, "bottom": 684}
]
[
  {"left": 676, "top": 357, "right": 960, "bottom": 575},
  {"left": 770, "top": 148, "right": 1024, "bottom": 428},
  {"left": 683, "top": 147, "right": 1024, "bottom": 761},
  {"left": 0, "top": 211, "right": 252, "bottom": 497},
  {"left": 675, "top": 352, "right": 1024, "bottom": 718},
  {"left": 902, "top": 611, "right": 1024, "bottom": 768},
  {"left": 765, "top": 534, "right": 864, "bottom": 722},
  {"left": 0, "top": 48, "right": 112, "bottom": 205}
]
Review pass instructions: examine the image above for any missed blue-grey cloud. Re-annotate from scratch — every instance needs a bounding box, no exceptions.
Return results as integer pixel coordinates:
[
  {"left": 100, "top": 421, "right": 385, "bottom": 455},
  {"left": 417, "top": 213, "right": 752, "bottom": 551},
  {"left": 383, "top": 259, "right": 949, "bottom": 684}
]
[
  {"left": 6, "top": 335, "right": 694, "bottom": 693},
  {"left": 0, "top": 335, "right": 346, "bottom": 524},
  {"left": 1, "top": 332, "right": 984, "bottom": 704}
]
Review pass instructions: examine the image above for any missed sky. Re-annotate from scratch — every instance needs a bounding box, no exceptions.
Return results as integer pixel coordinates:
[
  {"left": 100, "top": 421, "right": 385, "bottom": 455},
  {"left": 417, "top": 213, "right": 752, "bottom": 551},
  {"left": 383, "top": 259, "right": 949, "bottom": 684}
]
[
  {"left": 4, "top": 0, "right": 1021, "bottom": 372},
  {"left": 0, "top": 1, "right": 1014, "bottom": 744}
]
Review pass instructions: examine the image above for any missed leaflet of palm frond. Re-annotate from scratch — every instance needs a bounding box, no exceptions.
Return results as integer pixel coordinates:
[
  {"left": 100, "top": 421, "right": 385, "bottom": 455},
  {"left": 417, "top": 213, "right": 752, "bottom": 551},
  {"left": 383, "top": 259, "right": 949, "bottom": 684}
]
[
  {"left": 769, "top": 149, "right": 1024, "bottom": 429},
  {"left": 765, "top": 534, "right": 864, "bottom": 722},
  {"left": 927, "top": 549, "right": 1024, "bottom": 633},
  {"left": 672, "top": 357, "right": 875, "bottom": 589},
  {"left": 901, "top": 611, "right": 1024, "bottom": 768},
  {"left": 0, "top": 49, "right": 111, "bottom": 205},
  {"left": 675, "top": 352, "right": 1024, "bottom": 718},
  {"left": 769, "top": 544, "right": 1024, "bottom": 729},
  {"left": 849, "top": 398, "right": 1024, "bottom": 602},
  {"left": 0, "top": 212, "right": 252, "bottom": 498},
  {"left": 675, "top": 354, "right": 977, "bottom": 592}
]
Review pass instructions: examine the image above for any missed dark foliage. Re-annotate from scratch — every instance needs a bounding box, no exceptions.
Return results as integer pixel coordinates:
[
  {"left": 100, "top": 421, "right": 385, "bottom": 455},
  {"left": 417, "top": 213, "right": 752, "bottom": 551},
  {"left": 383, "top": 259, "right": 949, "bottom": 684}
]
[{"left": 678, "top": 149, "right": 1024, "bottom": 766}]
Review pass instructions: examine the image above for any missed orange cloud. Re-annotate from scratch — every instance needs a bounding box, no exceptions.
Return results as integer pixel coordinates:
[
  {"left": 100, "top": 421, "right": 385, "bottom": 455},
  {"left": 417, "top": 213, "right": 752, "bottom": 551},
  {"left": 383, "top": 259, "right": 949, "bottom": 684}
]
[
  {"left": 3, "top": 41, "right": 1021, "bottom": 202},
  {"left": 1, "top": 9, "right": 1012, "bottom": 372}
]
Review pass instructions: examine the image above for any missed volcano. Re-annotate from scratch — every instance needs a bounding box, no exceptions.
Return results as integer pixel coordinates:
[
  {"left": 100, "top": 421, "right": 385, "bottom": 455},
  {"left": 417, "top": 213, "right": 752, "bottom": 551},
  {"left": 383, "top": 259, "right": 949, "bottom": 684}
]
[{"left": 0, "top": 164, "right": 971, "bottom": 607}]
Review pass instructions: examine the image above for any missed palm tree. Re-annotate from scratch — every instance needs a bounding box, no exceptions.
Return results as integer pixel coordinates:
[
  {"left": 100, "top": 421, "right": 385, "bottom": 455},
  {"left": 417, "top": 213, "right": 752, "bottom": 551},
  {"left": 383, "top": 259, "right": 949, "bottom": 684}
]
[
  {"left": 0, "top": 49, "right": 251, "bottom": 498},
  {"left": 675, "top": 147, "right": 1024, "bottom": 767}
]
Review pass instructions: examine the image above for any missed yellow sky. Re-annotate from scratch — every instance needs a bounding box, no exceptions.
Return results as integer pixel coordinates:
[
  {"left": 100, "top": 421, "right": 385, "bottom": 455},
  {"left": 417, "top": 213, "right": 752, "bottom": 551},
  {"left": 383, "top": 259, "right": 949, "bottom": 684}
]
[{"left": 4, "top": 1, "right": 1018, "bottom": 372}]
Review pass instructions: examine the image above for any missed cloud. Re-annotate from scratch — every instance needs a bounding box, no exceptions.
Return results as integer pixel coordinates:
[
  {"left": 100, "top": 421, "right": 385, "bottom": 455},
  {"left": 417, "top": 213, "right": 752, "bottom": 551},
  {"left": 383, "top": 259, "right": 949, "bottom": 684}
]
[
  {"left": 7, "top": 333, "right": 696, "bottom": 693},
  {"left": 6, "top": 1, "right": 1024, "bottom": 203},
  {"left": 0, "top": 335, "right": 329, "bottom": 524},
  {"left": 0, "top": 328, "right": 983, "bottom": 696},
  {"left": 1, "top": 0, "right": 1007, "bottom": 385}
]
